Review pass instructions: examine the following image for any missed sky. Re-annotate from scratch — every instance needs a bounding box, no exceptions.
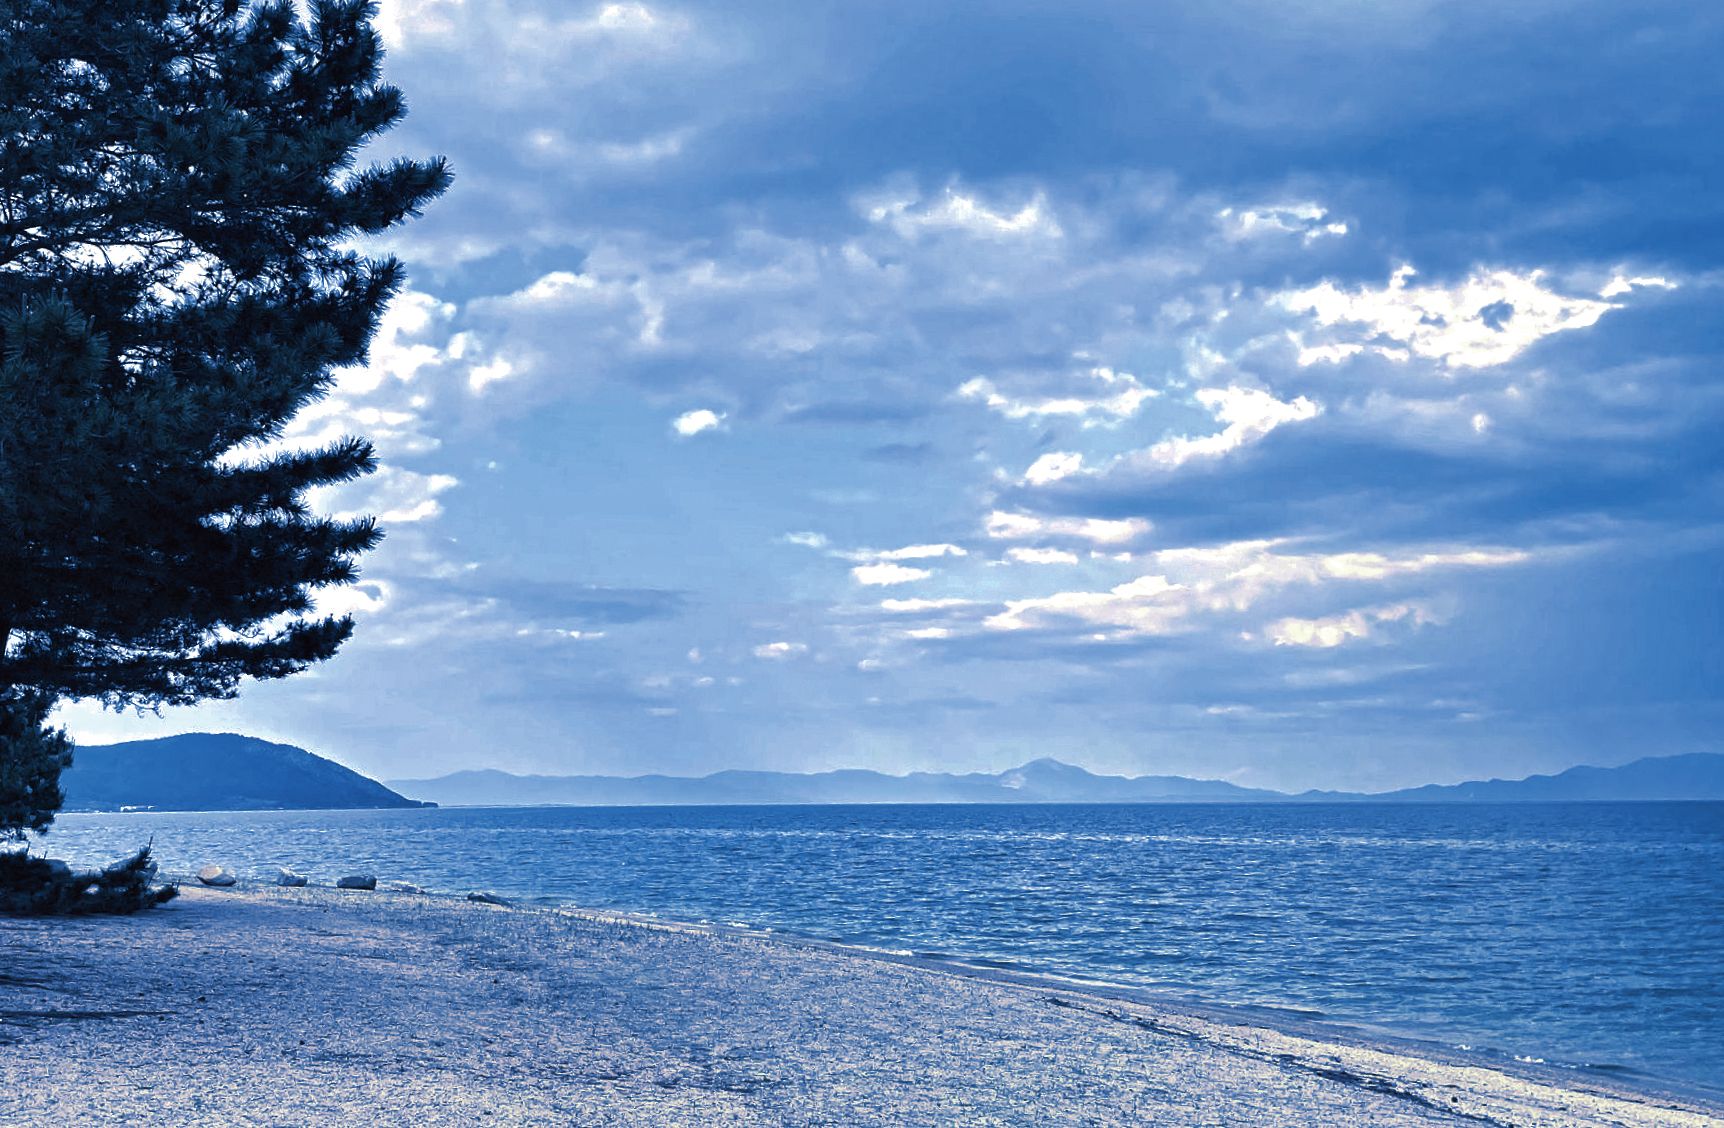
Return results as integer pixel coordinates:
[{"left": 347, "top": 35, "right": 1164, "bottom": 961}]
[{"left": 61, "top": 0, "right": 1724, "bottom": 791}]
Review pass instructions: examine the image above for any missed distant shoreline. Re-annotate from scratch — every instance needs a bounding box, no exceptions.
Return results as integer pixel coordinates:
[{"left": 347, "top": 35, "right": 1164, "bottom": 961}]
[
  {"left": 55, "top": 795, "right": 1724, "bottom": 815},
  {"left": 2, "top": 885, "right": 1716, "bottom": 1126},
  {"left": 391, "top": 751, "right": 1724, "bottom": 807}
]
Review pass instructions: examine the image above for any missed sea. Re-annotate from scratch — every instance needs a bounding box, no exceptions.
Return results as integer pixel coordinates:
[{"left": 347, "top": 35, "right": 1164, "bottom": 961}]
[{"left": 31, "top": 801, "right": 1724, "bottom": 1096}]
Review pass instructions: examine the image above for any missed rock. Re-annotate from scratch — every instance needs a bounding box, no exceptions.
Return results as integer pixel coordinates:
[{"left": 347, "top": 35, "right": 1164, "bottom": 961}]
[
  {"left": 384, "top": 881, "right": 427, "bottom": 895},
  {"left": 466, "top": 890, "right": 511, "bottom": 907},
  {"left": 335, "top": 874, "right": 376, "bottom": 891},
  {"left": 197, "top": 865, "right": 237, "bottom": 887},
  {"left": 275, "top": 868, "right": 309, "bottom": 887}
]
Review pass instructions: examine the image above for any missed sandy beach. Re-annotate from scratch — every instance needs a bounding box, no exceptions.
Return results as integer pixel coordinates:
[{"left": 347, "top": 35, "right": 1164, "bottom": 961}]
[{"left": 1, "top": 885, "right": 1717, "bottom": 1127}]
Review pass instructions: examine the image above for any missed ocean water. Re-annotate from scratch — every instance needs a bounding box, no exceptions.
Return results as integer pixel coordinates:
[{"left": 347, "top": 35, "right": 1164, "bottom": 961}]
[{"left": 31, "top": 801, "right": 1724, "bottom": 1093}]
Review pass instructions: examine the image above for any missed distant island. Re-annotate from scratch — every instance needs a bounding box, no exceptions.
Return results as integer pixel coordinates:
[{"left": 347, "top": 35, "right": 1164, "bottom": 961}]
[
  {"left": 390, "top": 751, "right": 1724, "bottom": 807},
  {"left": 62, "top": 733, "right": 434, "bottom": 813}
]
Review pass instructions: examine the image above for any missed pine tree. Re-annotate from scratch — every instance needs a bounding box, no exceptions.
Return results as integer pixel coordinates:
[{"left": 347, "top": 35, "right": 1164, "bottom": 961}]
[{"left": 0, "top": 0, "right": 450, "bottom": 835}]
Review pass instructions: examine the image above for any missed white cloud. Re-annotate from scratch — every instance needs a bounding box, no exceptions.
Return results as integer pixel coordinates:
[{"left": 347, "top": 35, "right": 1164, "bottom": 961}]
[
  {"left": 1267, "top": 602, "right": 1438, "bottom": 648},
  {"left": 273, "top": 289, "right": 457, "bottom": 458},
  {"left": 957, "top": 366, "right": 1158, "bottom": 426},
  {"left": 985, "top": 574, "right": 1188, "bottom": 635},
  {"left": 1280, "top": 265, "right": 1617, "bottom": 370},
  {"left": 867, "top": 187, "right": 1062, "bottom": 240},
  {"left": 590, "top": 3, "right": 662, "bottom": 33},
  {"left": 526, "top": 126, "right": 693, "bottom": 167},
  {"left": 985, "top": 511, "right": 1152, "bottom": 546},
  {"left": 310, "top": 466, "right": 460, "bottom": 525},
  {"left": 348, "top": 291, "right": 457, "bottom": 393},
  {"left": 1134, "top": 386, "right": 1321, "bottom": 470},
  {"left": 982, "top": 542, "right": 1526, "bottom": 638},
  {"left": 752, "top": 641, "right": 808, "bottom": 659},
  {"left": 1022, "top": 451, "right": 1086, "bottom": 485},
  {"left": 1216, "top": 202, "right": 1348, "bottom": 243},
  {"left": 879, "top": 598, "right": 977, "bottom": 612},
  {"left": 1598, "top": 274, "right": 1677, "bottom": 300},
  {"left": 516, "top": 627, "right": 608, "bottom": 642},
  {"left": 314, "top": 580, "right": 393, "bottom": 620},
  {"left": 869, "top": 543, "right": 967, "bottom": 562},
  {"left": 672, "top": 408, "right": 726, "bottom": 436},
  {"left": 1005, "top": 547, "right": 1080, "bottom": 565},
  {"left": 375, "top": 0, "right": 468, "bottom": 48},
  {"left": 468, "top": 356, "right": 516, "bottom": 393},
  {"left": 783, "top": 531, "right": 829, "bottom": 549},
  {"left": 851, "top": 562, "right": 932, "bottom": 586}
]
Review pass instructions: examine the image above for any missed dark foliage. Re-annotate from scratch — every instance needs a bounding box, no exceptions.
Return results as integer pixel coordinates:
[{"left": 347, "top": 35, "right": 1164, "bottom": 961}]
[
  {"left": 0, "top": 0, "right": 449, "bottom": 836},
  {"left": 0, "top": 691, "right": 70, "bottom": 833},
  {"left": 0, "top": 845, "right": 176, "bottom": 914}
]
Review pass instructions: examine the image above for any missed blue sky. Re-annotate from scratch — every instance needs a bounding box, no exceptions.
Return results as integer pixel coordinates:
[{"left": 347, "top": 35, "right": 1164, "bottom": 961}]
[{"left": 64, "top": 0, "right": 1724, "bottom": 790}]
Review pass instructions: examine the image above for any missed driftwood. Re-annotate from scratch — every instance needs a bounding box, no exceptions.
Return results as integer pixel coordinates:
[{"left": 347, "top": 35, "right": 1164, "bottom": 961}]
[{"left": 0, "top": 847, "right": 178, "bottom": 916}]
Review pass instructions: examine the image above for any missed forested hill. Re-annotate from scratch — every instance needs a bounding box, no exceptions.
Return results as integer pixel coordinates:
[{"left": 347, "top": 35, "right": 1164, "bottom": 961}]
[{"left": 61, "top": 734, "right": 432, "bottom": 812}]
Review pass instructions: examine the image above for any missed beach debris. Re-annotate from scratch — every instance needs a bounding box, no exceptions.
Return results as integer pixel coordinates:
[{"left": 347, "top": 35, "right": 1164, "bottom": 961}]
[
  {"left": 197, "top": 865, "right": 238, "bottom": 887},
  {"left": 336, "top": 874, "right": 377, "bottom": 891},
  {"left": 466, "top": 890, "right": 512, "bottom": 907},
  {"left": 0, "top": 847, "right": 177, "bottom": 915},
  {"left": 275, "top": 868, "right": 309, "bottom": 887},
  {"left": 385, "top": 881, "right": 427, "bottom": 894}
]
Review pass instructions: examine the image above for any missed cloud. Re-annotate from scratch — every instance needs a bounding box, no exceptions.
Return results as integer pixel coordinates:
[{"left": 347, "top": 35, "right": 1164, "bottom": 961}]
[
  {"left": 1131, "top": 386, "right": 1322, "bottom": 471},
  {"left": 851, "top": 562, "right": 933, "bottom": 586},
  {"left": 787, "top": 536, "right": 967, "bottom": 573},
  {"left": 879, "top": 598, "right": 978, "bottom": 612},
  {"left": 865, "top": 186, "right": 1062, "bottom": 240},
  {"left": 1598, "top": 274, "right": 1676, "bottom": 300},
  {"left": 1267, "top": 602, "right": 1439, "bottom": 648},
  {"left": 1022, "top": 451, "right": 1086, "bottom": 485},
  {"left": 378, "top": 0, "right": 690, "bottom": 63},
  {"left": 1280, "top": 265, "right": 1622, "bottom": 370},
  {"left": 313, "top": 580, "right": 394, "bottom": 620},
  {"left": 672, "top": 408, "right": 727, "bottom": 436},
  {"left": 868, "top": 543, "right": 967, "bottom": 561},
  {"left": 1005, "top": 547, "right": 1080, "bottom": 565},
  {"left": 985, "top": 511, "right": 1151, "bottom": 546},
  {"left": 752, "top": 641, "right": 808, "bottom": 659},
  {"left": 101, "top": 2, "right": 1724, "bottom": 789},
  {"left": 981, "top": 540, "right": 1527, "bottom": 638},
  {"left": 957, "top": 366, "right": 1158, "bottom": 426},
  {"left": 310, "top": 465, "right": 460, "bottom": 525},
  {"left": 1216, "top": 202, "right": 1348, "bottom": 244}
]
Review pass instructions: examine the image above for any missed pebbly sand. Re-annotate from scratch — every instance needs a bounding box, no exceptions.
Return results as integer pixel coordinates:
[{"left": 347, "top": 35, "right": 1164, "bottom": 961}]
[{"left": 1, "top": 885, "right": 1718, "bottom": 1126}]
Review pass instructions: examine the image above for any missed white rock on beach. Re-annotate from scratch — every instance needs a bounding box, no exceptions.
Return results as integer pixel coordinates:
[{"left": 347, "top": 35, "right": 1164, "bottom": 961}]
[
  {"left": 385, "top": 881, "right": 427, "bottom": 894},
  {"left": 196, "top": 865, "right": 237, "bottom": 887},
  {"left": 336, "top": 874, "right": 377, "bottom": 891},
  {"left": 275, "top": 868, "right": 309, "bottom": 887}
]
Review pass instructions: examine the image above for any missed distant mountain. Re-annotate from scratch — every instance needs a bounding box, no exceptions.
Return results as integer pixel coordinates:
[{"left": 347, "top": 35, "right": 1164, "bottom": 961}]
[
  {"left": 392, "top": 752, "right": 1724, "bottom": 807},
  {"left": 63, "top": 733, "right": 433, "bottom": 812},
  {"left": 389, "top": 756, "right": 1285, "bottom": 807},
  {"left": 1351, "top": 752, "right": 1724, "bottom": 803}
]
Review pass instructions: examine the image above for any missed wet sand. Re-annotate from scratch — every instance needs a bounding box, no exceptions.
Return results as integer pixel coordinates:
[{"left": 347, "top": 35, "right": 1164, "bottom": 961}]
[{"left": 1, "top": 886, "right": 1717, "bottom": 1126}]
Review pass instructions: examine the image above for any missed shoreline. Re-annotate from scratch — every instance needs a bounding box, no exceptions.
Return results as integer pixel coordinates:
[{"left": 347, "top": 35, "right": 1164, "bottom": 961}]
[
  {"left": 540, "top": 897, "right": 1724, "bottom": 1118},
  {"left": 537, "top": 895, "right": 1722, "bottom": 1110},
  {"left": 2, "top": 885, "right": 1718, "bottom": 1125}
]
